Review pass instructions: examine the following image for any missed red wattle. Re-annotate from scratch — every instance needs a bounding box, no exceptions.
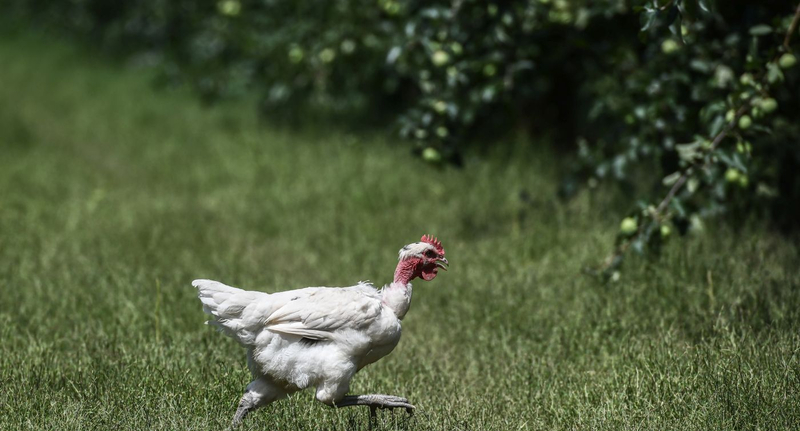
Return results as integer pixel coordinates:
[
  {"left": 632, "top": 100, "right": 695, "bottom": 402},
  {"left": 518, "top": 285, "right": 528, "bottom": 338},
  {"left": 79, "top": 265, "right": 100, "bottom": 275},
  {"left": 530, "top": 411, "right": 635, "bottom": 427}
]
[{"left": 394, "top": 257, "right": 439, "bottom": 283}]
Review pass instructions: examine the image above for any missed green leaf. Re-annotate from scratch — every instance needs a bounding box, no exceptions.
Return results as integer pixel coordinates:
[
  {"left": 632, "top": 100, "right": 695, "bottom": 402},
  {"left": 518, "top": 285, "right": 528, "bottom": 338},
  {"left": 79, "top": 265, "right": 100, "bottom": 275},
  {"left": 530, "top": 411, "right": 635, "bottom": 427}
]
[
  {"left": 687, "top": 177, "right": 700, "bottom": 194},
  {"left": 665, "top": 5, "right": 679, "bottom": 24},
  {"left": 732, "top": 153, "right": 748, "bottom": 173},
  {"left": 749, "top": 25, "right": 773, "bottom": 36},
  {"left": 708, "top": 114, "right": 725, "bottom": 136},
  {"left": 679, "top": 0, "right": 699, "bottom": 20},
  {"left": 750, "top": 124, "right": 772, "bottom": 134},
  {"left": 689, "top": 59, "right": 713, "bottom": 74},
  {"left": 767, "top": 63, "right": 784, "bottom": 84},
  {"left": 663, "top": 171, "right": 682, "bottom": 186},
  {"left": 386, "top": 46, "right": 402, "bottom": 64},
  {"left": 667, "top": 8, "right": 682, "bottom": 41},
  {"left": 717, "top": 150, "right": 747, "bottom": 173},
  {"left": 671, "top": 198, "right": 687, "bottom": 218},
  {"left": 631, "top": 237, "right": 645, "bottom": 255},
  {"left": 676, "top": 141, "right": 702, "bottom": 162},
  {"left": 640, "top": 8, "right": 658, "bottom": 32}
]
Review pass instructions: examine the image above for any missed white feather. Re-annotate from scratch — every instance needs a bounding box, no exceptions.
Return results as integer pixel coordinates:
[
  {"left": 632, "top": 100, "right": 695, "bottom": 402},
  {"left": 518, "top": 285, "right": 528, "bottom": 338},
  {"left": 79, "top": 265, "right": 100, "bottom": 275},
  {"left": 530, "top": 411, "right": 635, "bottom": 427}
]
[
  {"left": 193, "top": 278, "right": 408, "bottom": 402},
  {"left": 398, "top": 242, "right": 436, "bottom": 261}
]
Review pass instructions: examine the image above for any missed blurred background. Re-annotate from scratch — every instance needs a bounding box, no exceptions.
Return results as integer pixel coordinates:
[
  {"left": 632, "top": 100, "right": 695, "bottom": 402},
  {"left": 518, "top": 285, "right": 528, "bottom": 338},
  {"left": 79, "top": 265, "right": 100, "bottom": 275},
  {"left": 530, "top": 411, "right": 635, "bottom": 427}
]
[
  {"left": 1, "top": 1, "right": 799, "bottom": 430},
  {"left": 6, "top": 1, "right": 800, "bottom": 235}
]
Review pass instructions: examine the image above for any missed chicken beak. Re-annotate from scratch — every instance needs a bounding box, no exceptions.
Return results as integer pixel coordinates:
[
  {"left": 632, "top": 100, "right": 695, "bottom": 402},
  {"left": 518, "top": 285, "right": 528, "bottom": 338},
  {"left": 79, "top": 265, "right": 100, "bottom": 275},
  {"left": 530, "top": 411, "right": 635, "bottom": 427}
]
[{"left": 435, "top": 257, "right": 449, "bottom": 271}]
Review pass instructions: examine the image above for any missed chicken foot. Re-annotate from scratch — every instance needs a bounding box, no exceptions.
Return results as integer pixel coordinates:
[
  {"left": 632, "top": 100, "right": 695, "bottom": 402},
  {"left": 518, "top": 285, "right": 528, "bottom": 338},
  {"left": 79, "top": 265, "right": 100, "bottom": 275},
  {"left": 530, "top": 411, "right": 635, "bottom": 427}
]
[
  {"left": 335, "top": 394, "right": 415, "bottom": 415},
  {"left": 229, "top": 391, "right": 261, "bottom": 429}
]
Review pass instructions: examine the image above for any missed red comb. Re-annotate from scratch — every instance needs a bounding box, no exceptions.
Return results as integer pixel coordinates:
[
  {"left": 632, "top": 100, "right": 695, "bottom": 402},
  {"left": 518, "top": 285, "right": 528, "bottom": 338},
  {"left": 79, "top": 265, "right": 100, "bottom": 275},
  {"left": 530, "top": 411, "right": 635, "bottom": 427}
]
[{"left": 421, "top": 234, "right": 445, "bottom": 255}]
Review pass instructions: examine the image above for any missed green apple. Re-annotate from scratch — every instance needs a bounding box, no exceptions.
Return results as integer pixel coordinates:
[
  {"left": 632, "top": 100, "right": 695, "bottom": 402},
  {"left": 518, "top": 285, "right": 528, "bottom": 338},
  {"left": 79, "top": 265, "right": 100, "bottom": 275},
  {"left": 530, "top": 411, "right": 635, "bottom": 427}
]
[
  {"left": 620, "top": 217, "right": 638, "bottom": 235},
  {"left": 340, "top": 40, "right": 356, "bottom": 55},
  {"left": 319, "top": 48, "right": 336, "bottom": 63},
  {"left": 661, "top": 39, "right": 680, "bottom": 54},
  {"left": 759, "top": 98, "right": 778, "bottom": 113},
  {"left": 217, "top": 0, "right": 241, "bottom": 16},
  {"left": 431, "top": 50, "right": 450, "bottom": 67},
  {"left": 725, "top": 168, "right": 740, "bottom": 183},
  {"left": 779, "top": 53, "right": 797, "bottom": 69},
  {"left": 738, "top": 175, "right": 749, "bottom": 188},
  {"left": 738, "top": 115, "right": 752, "bottom": 129},
  {"left": 288, "top": 46, "right": 304, "bottom": 63},
  {"left": 422, "top": 147, "right": 442, "bottom": 163}
]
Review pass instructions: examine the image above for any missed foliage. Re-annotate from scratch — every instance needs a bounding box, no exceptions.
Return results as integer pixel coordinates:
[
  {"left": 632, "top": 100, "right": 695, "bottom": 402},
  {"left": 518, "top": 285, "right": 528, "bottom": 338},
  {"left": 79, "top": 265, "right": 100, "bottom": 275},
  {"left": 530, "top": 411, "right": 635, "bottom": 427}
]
[
  {"left": 581, "top": 1, "right": 800, "bottom": 275},
  {"left": 4, "top": 0, "right": 634, "bottom": 150},
  {"left": 4, "top": 0, "right": 800, "bottom": 272},
  {"left": 3, "top": 35, "right": 800, "bottom": 430}
]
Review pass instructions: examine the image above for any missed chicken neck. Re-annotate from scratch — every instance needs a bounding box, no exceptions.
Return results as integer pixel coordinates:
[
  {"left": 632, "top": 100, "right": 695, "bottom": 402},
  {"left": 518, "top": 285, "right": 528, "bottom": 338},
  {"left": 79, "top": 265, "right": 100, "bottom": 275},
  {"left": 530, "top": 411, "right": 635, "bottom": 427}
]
[{"left": 382, "top": 258, "right": 418, "bottom": 319}]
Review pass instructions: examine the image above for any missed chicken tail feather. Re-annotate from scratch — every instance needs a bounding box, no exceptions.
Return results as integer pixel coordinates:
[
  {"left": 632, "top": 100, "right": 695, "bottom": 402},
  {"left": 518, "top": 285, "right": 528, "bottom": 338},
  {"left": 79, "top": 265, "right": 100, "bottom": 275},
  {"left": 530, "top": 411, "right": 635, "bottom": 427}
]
[{"left": 193, "top": 279, "right": 266, "bottom": 345}]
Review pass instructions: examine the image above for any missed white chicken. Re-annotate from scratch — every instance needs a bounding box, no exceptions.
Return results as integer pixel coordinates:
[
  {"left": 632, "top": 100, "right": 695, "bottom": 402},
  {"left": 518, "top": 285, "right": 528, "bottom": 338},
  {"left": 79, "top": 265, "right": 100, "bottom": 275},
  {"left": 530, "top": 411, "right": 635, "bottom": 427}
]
[{"left": 193, "top": 235, "right": 448, "bottom": 427}]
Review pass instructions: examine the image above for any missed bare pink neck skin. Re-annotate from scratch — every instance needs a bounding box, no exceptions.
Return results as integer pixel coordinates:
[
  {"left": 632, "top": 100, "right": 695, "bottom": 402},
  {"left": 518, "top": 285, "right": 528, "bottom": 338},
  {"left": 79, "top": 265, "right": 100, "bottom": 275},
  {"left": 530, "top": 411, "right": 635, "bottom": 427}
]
[
  {"left": 385, "top": 258, "right": 418, "bottom": 319},
  {"left": 393, "top": 259, "right": 419, "bottom": 285}
]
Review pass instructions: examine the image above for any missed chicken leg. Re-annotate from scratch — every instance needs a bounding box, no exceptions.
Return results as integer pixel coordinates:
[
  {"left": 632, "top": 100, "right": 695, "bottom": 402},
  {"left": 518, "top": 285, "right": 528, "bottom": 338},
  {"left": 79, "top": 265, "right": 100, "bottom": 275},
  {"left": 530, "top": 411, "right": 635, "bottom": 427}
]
[{"left": 229, "top": 378, "right": 286, "bottom": 429}]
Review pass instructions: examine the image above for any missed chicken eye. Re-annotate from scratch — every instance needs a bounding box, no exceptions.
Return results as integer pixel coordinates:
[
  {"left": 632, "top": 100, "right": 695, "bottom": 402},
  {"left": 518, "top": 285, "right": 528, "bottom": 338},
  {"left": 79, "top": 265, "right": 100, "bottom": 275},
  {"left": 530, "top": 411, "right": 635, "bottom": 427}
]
[{"left": 425, "top": 250, "right": 437, "bottom": 258}]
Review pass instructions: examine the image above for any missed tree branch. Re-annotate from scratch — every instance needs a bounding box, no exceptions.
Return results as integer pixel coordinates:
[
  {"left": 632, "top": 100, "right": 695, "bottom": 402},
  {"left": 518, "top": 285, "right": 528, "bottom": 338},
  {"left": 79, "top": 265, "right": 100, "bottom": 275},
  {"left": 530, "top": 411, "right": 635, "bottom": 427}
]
[
  {"left": 655, "top": 103, "right": 751, "bottom": 215},
  {"left": 596, "top": 2, "right": 800, "bottom": 275},
  {"left": 784, "top": 3, "right": 800, "bottom": 51}
]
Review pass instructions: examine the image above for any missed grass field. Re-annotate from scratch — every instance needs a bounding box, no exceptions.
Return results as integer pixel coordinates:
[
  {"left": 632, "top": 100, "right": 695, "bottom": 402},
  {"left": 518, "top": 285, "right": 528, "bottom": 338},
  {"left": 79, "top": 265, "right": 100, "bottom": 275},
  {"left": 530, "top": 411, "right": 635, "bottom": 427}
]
[{"left": 1, "top": 32, "right": 799, "bottom": 430}]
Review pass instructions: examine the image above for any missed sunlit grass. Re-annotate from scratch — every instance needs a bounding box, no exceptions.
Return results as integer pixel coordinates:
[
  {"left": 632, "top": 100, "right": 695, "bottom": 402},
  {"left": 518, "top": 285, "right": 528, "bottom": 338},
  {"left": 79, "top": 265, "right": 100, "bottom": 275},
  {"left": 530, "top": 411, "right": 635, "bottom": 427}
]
[{"left": 1, "top": 32, "right": 799, "bottom": 430}]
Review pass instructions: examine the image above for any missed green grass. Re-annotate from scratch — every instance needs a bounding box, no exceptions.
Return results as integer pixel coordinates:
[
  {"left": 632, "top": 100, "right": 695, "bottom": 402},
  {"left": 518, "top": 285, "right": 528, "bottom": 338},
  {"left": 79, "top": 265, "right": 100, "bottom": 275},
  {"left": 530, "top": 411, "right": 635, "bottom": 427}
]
[{"left": 1, "top": 32, "right": 799, "bottom": 430}]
